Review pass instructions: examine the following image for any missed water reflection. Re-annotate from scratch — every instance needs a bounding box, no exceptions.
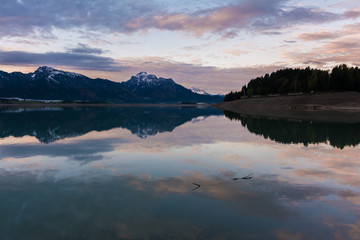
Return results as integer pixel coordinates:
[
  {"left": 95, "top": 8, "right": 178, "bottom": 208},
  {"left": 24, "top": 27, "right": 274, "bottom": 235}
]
[
  {"left": 0, "top": 107, "right": 359, "bottom": 239},
  {"left": 224, "top": 110, "right": 360, "bottom": 148},
  {"left": 0, "top": 170, "right": 355, "bottom": 240},
  {"left": 0, "top": 106, "right": 223, "bottom": 143},
  {"left": 2, "top": 106, "right": 358, "bottom": 150}
]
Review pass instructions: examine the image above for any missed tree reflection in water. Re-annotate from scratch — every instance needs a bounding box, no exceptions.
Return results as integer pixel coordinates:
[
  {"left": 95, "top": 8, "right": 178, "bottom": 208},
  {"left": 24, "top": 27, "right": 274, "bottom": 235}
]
[{"left": 224, "top": 110, "right": 360, "bottom": 149}]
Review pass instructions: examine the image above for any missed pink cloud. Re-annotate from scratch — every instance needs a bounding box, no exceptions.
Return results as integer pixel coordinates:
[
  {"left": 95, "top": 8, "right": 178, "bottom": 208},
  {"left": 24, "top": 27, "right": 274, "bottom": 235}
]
[
  {"left": 344, "top": 8, "right": 360, "bottom": 19},
  {"left": 148, "top": 3, "right": 262, "bottom": 36},
  {"left": 298, "top": 32, "right": 339, "bottom": 41},
  {"left": 126, "top": 0, "right": 339, "bottom": 36},
  {"left": 284, "top": 35, "right": 360, "bottom": 68},
  {"left": 106, "top": 57, "right": 282, "bottom": 94}
]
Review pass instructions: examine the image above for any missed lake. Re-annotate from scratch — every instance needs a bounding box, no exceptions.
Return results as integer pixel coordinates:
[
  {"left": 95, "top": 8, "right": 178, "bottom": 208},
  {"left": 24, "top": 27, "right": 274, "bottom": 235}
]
[{"left": 0, "top": 106, "right": 359, "bottom": 240}]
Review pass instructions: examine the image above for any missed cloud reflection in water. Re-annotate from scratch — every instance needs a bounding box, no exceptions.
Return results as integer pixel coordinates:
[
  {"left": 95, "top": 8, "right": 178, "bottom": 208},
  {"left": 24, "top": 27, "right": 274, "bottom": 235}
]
[{"left": 0, "top": 107, "right": 359, "bottom": 239}]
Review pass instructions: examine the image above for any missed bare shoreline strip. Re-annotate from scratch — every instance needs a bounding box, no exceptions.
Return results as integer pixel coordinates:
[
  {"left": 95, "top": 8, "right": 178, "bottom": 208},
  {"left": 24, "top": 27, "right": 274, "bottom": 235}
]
[
  {"left": 214, "top": 92, "right": 360, "bottom": 123},
  {"left": 0, "top": 103, "right": 210, "bottom": 107}
]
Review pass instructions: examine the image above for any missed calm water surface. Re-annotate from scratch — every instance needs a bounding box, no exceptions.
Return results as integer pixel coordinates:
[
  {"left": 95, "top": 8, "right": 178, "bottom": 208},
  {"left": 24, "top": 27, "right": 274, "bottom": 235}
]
[{"left": 0, "top": 106, "right": 359, "bottom": 240}]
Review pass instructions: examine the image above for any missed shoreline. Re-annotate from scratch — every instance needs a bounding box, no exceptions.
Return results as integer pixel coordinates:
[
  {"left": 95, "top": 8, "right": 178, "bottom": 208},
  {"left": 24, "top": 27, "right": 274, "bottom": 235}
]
[
  {"left": 0, "top": 103, "right": 211, "bottom": 108},
  {"left": 1, "top": 92, "right": 360, "bottom": 123},
  {"left": 215, "top": 92, "right": 360, "bottom": 123}
]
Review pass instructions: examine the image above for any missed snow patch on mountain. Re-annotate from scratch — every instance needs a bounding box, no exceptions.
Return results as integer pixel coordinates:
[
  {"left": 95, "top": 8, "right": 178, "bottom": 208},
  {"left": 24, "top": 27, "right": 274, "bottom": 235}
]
[
  {"left": 190, "top": 87, "right": 211, "bottom": 95},
  {"left": 32, "top": 66, "right": 83, "bottom": 82},
  {"left": 191, "top": 116, "right": 208, "bottom": 123},
  {"left": 190, "top": 87, "right": 225, "bottom": 96},
  {"left": 125, "top": 72, "right": 175, "bottom": 87},
  {"left": 135, "top": 72, "right": 157, "bottom": 81}
]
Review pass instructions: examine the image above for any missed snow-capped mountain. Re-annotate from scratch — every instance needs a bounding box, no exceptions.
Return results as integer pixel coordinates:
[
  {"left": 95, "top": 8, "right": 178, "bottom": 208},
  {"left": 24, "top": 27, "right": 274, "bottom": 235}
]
[
  {"left": 0, "top": 66, "right": 137, "bottom": 102},
  {"left": 0, "top": 67, "right": 223, "bottom": 103},
  {"left": 121, "top": 72, "right": 223, "bottom": 103},
  {"left": 190, "top": 87, "right": 211, "bottom": 95},
  {"left": 190, "top": 87, "right": 225, "bottom": 97},
  {"left": 122, "top": 72, "right": 175, "bottom": 89},
  {"left": 31, "top": 66, "right": 83, "bottom": 83}
]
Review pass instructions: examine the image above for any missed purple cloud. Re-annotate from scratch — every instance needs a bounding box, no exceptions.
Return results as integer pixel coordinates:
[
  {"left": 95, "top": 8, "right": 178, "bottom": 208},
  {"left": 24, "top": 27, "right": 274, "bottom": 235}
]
[
  {"left": 0, "top": 0, "right": 158, "bottom": 37},
  {"left": 67, "top": 44, "right": 104, "bottom": 55},
  {"left": 0, "top": 50, "right": 126, "bottom": 72},
  {"left": 0, "top": 0, "right": 344, "bottom": 37}
]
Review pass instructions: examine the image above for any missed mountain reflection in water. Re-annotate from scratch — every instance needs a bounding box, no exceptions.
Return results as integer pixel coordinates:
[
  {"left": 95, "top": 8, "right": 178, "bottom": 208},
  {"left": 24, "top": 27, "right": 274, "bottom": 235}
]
[
  {"left": 0, "top": 106, "right": 223, "bottom": 143},
  {"left": 0, "top": 107, "right": 359, "bottom": 239},
  {"left": 2, "top": 106, "right": 358, "bottom": 149}
]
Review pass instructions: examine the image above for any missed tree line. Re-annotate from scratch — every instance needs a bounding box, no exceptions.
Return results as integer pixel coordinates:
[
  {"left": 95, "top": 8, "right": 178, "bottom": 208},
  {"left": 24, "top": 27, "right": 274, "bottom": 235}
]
[{"left": 224, "top": 64, "right": 360, "bottom": 101}]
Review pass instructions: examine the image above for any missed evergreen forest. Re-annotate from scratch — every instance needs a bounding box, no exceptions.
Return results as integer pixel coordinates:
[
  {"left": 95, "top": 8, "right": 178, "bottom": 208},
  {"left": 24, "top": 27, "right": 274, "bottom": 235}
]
[{"left": 224, "top": 64, "right": 360, "bottom": 101}]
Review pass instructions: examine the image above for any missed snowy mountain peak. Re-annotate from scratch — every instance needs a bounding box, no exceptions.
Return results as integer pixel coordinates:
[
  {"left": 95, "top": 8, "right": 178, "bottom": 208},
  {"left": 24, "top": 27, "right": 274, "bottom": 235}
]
[
  {"left": 36, "top": 66, "right": 56, "bottom": 72},
  {"left": 190, "top": 87, "right": 211, "bottom": 95},
  {"left": 190, "top": 87, "right": 225, "bottom": 97},
  {"left": 126, "top": 72, "right": 174, "bottom": 87},
  {"left": 32, "top": 66, "right": 83, "bottom": 81},
  {"left": 136, "top": 71, "right": 148, "bottom": 77},
  {"left": 134, "top": 72, "right": 158, "bottom": 81}
]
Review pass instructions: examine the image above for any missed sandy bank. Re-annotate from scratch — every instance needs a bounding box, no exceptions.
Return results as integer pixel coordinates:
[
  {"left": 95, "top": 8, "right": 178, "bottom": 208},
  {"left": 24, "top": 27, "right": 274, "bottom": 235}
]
[{"left": 215, "top": 92, "right": 360, "bottom": 123}]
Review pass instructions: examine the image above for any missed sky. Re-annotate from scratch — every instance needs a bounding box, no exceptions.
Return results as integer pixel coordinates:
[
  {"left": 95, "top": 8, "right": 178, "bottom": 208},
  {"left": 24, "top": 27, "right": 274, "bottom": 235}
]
[{"left": 0, "top": 0, "right": 359, "bottom": 94}]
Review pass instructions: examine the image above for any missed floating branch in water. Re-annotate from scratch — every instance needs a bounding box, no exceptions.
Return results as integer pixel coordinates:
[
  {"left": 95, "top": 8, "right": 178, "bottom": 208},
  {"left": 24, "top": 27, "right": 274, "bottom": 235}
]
[
  {"left": 232, "top": 173, "right": 253, "bottom": 181},
  {"left": 192, "top": 183, "right": 201, "bottom": 190},
  {"left": 192, "top": 173, "right": 253, "bottom": 190}
]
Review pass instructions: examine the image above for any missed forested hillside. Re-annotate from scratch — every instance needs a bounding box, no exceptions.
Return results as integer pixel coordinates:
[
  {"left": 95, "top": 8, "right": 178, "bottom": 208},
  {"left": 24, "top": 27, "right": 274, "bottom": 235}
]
[{"left": 224, "top": 64, "right": 360, "bottom": 101}]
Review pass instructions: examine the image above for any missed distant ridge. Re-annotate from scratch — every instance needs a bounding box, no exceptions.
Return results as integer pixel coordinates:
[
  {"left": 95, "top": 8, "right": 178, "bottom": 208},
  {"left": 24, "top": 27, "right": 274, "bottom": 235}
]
[
  {"left": 0, "top": 67, "right": 223, "bottom": 104},
  {"left": 190, "top": 87, "right": 224, "bottom": 97}
]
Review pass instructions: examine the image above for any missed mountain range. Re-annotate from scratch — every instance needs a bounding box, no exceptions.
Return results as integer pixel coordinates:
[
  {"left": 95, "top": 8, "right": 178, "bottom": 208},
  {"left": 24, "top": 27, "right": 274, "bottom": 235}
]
[
  {"left": 190, "top": 87, "right": 223, "bottom": 97},
  {"left": 0, "top": 66, "right": 223, "bottom": 103}
]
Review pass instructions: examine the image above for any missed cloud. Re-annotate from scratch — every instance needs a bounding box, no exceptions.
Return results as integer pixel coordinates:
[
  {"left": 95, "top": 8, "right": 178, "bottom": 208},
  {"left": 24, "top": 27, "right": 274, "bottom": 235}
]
[
  {"left": 287, "top": 22, "right": 360, "bottom": 67},
  {"left": 269, "top": 6, "right": 338, "bottom": 26},
  {"left": 0, "top": 0, "right": 342, "bottom": 38},
  {"left": 0, "top": 50, "right": 126, "bottom": 71},
  {"left": 298, "top": 32, "right": 339, "bottom": 41},
  {"left": 0, "top": 51, "right": 282, "bottom": 93},
  {"left": 294, "top": 169, "right": 332, "bottom": 178},
  {"left": 261, "top": 31, "right": 283, "bottom": 35},
  {"left": 67, "top": 43, "right": 104, "bottom": 55},
  {"left": 281, "top": 146, "right": 360, "bottom": 189},
  {"left": 0, "top": 169, "right": 350, "bottom": 239},
  {"left": 283, "top": 40, "right": 297, "bottom": 43},
  {"left": 222, "top": 49, "right": 249, "bottom": 56},
  {"left": 325, "top": 39, "right": 360, "bottom": 53},
  {"left": 0, "top": 0, "right": 158, "bottom": 37},
  {"left": 113, "top": 57, "right": 282, "bottom": 93},
  {"left": 136, "top": 0, "right": 340, "bottom": 36},
  {"left": 182, "top": 45, "right": 203, "bottom": 51},
  {"left": 284, "top": 34, "right": 360, "bottom": 68},
  {"left": 344, "top": 7, "right": 360, "bottom": 19},
  {"left": 0, "top": 138, "right": 120, "bottom": 159},
  {"left": 343, "top": 22, "right": 360, "bottom": 34},
  {"left": 221, "top": 31, "right": 239, "bottom": 39},
  {"left": 274, "top": 230, "right": 303, "bottom": 240}
]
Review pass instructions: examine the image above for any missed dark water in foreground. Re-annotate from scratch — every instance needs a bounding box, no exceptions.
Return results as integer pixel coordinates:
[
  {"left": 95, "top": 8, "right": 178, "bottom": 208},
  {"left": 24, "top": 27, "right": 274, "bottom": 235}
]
[{"left": 0, "top": 106, "right": 359, "bottom": 240}]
